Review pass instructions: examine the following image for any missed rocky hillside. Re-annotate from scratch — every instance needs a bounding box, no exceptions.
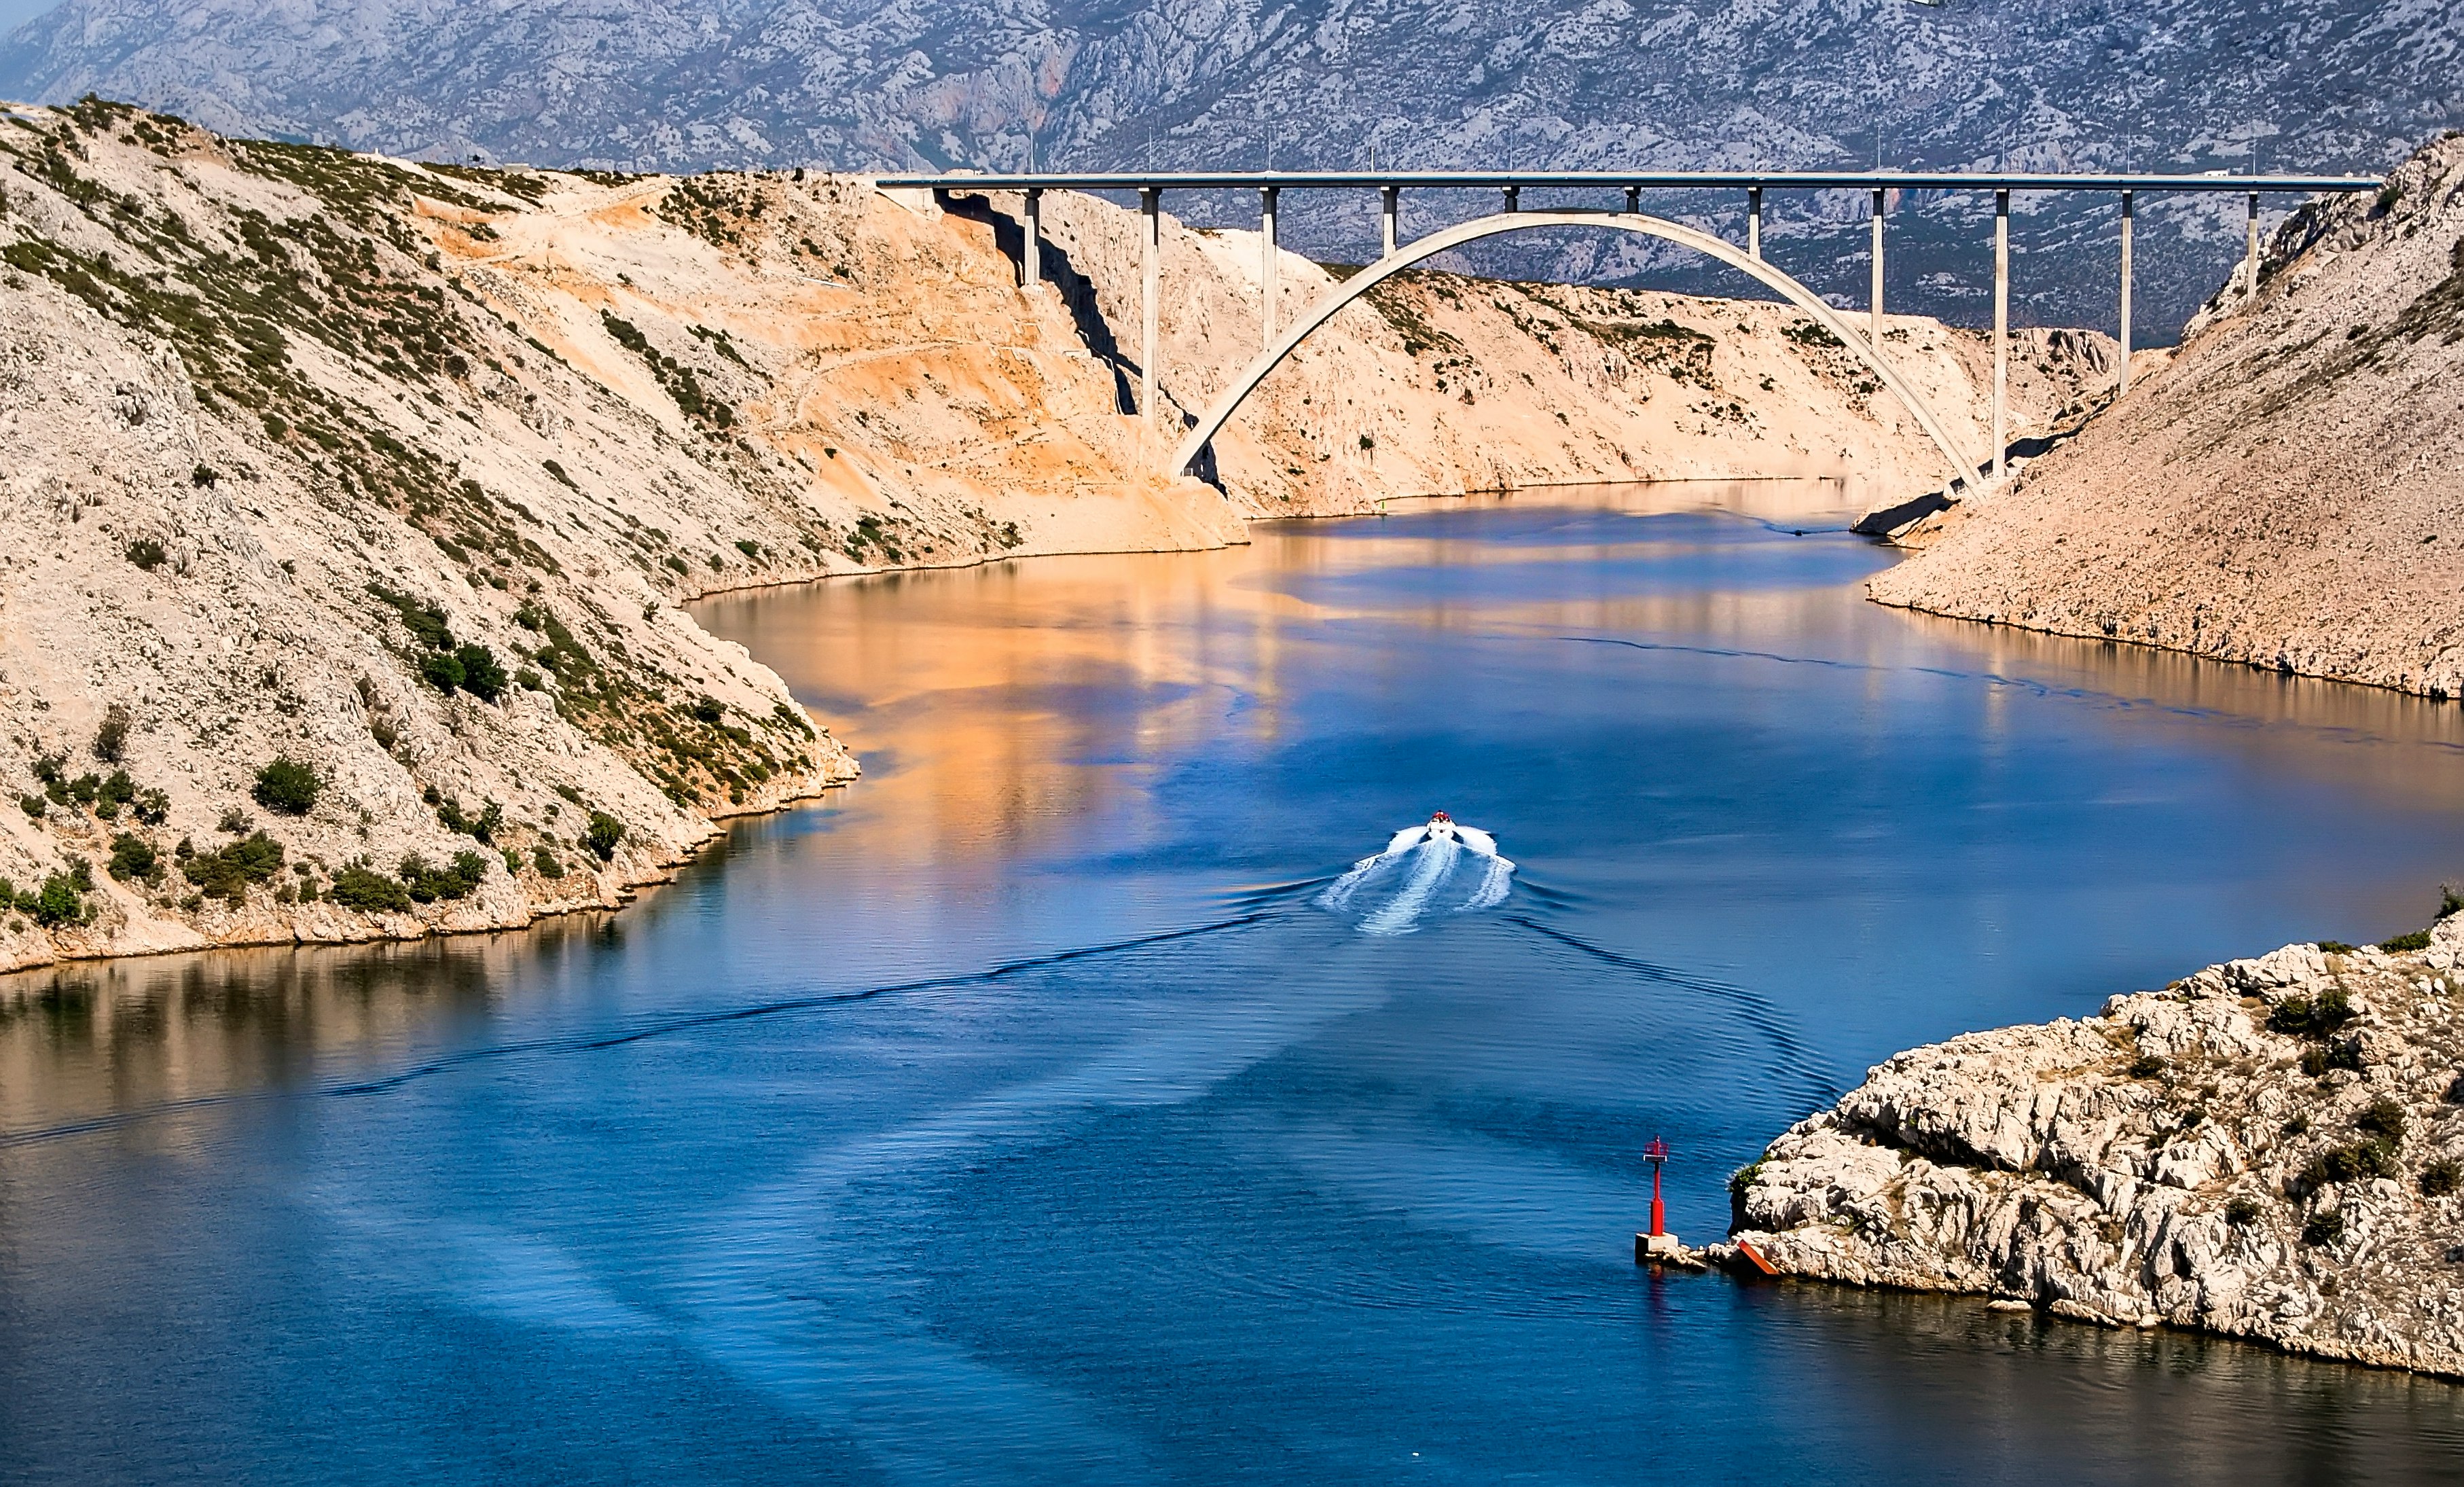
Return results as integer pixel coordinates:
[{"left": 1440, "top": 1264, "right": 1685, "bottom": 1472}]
[
  {"left": 0, "top": 100, "right": 2102, "bottom": 971},
  {"left": 1870, "top": 130, "right": 2464, "bottom": 700},
  {"left": 1731, "top": 901, "right": 2464, "bottom": 1379},
  {"left": 3, "top": 0, "right": 2455, "bottom": 332}
]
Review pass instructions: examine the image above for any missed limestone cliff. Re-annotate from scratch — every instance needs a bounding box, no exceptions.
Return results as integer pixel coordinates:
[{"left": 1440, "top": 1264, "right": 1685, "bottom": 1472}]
[
  {"left": 0, "top": 99, "right": 2098, "bottom": 970},
  {"left": 1730, "top": 904, "right": 2464, "bottom": 1379},
  {"left": 1869, "top": 131, "right": 2464, "bottom": 700}
]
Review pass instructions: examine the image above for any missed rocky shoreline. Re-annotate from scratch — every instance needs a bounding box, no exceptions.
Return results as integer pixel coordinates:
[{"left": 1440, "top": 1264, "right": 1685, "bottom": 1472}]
[{"left": 1726, "top": 903, "right": 2464, "bottom": 1378}]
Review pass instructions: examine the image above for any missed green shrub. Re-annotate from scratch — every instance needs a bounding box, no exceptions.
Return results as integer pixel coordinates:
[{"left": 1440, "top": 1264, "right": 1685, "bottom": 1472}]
[
  {"left": 2269, "top": 986, "right": 2353, "bottom": 1037},
  {"left": 1728, "top": 1161, "right": 1764, "bottom": 1198},
  {"left": 252, "top": 756, "right": 322, "bottom": 815},
  {"left": 368, "top": 583, "right": 454, "bottom": 649},
  {"left": 182, "top": 831, "right": 285, "bottom": 902},
  {"left": 420, "top": 650, "right": 466, "bottom": 692},
  {"left": 691, "top": 695, "right": 725, "bottom": 724},
  {"left": 132, "top": 787, "right": 168, "bottom": 825},
  {"left": 2356, "top": 1098, "right": 2408, "bottom": 1141},
  {"left": 454, "top": 643, "right": 507, "bottom": 702},
  {"left": 2383, "top": 930, "right": 2433, "bottom": 952},
  {"left": 583, "top": 810, "right": 623, "bottom": 861},
  {"left": 107, "top": 832, "right": 160, "bottom": 884},
  {"left": 435, "top": 797, "right": 502, "bottom": 844},
  {"left": 2422, "top": 1159, "right": 2461, "bottom": 1198},
  {"left": 2302, "top": 1139, "right": 2401, "bottom": 1187},
  {"left": 2224, "top": 1195, "right": 2263, "bottom": 1226},
  {"left": 2300, "top": 1211, "right": 2345, "bottom": 1247},
  {"left": 2442, "top": 884, "right": 2463, "bottom": 919},
  {"left": 93, "top": 703, "right": 130, "bottom": 762},
  {"left": 397, "top": 849, "right": 489, "bottom": 903},
  {"left": 2127, "top": 1054, "right": 2165, "bottom": 1079},
  {"left": 18, "top": 793, "right": 43, "bottom": 819},
  {"left": 217, "top": 806, "right": 252, "bottom": 834},
  {"left": 328, "top": 861, "right": 413, "bottom": 913},
  {"left": 24, "top": 870, "right": 90, "bottom": 927},
  {"left": 126, "top": 538, "right": 166, "bottom": 571},
  {"left": 2315, "top": 940, "right": 2356, "bottom": 954},
  {"left": 530, "top": 844, "right": 564, "bottom": 879}
]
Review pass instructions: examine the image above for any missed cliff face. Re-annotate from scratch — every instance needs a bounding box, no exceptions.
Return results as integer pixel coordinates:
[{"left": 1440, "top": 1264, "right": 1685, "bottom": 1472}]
[
  {"left": 1869, "top": 132, "right": 2464, "bottom": 700},
  {"left": 1731, "top": 908, "right": 2464, "bottom": 1379},
  {"left": 0, "top": 99, "right": 2100, "bottom": 971}
]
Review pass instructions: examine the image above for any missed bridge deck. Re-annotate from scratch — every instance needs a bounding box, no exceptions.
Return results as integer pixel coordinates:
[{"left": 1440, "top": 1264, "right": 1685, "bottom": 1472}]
[{"left": 879, "top": 169, "right": 2378, "bottom": 195}]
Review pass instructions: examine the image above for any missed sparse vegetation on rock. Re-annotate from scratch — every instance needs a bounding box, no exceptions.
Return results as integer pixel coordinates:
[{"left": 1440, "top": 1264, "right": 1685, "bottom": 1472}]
[
  {"left": 1728, "top": 899, "right": 2464, "bottom": 1378},
  {"left": 251, "top": 757, "right": 322, "bottom": 817}
]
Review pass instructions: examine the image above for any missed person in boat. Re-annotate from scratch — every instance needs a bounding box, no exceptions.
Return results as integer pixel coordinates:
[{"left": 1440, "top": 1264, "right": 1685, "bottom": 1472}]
[{"left": 1420, "top": 811, "right": 1459, "bottom": 843}]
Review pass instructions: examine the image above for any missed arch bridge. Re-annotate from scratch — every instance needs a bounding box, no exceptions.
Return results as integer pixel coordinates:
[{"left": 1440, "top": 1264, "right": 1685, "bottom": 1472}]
[{"left": 877, "top": 168, "right": 2378, "bottom": 493}]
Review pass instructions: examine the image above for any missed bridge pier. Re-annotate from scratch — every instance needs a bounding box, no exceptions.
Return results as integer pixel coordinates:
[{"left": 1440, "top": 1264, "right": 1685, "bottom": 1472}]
[
  {"left": 1261, "top": 185, "right": 1280, "bottom": 351},
  {"left": 1021, "top": 188, "right": 1042, "bottom": 287},
  {"left": 1140, "top": 186, "right": 1160, "bottom": 425},
  {"left": 2245, "top": 190, "right": 2261, "bottom": 305},
  {"left": 1503, "top": 184, "right": 1520, "bottom": 213},
  {"left": 1623, "top": 185, "right": 1640, "bottom": 215},
  {"left": 1747, "top": 185, "right": 1762, "bottom": 261},
  {"left": 1993, "top": 188, "right": 2010, "bottom": 483},
  {"left": 2118, "top": 192, "right": 2133, "bottom": 395},
  {"left": 1870, "top": 187, "right": 1885, "bottom": 348},
  {"left": 1381, "top": 185, "right": 1399, "bottom": 256}
]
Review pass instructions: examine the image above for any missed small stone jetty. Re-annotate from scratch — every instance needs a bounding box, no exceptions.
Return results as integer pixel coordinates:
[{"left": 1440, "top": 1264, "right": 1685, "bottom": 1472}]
[{"left": 1729, "top": 903, "right": 2464, "bottom": 1378}]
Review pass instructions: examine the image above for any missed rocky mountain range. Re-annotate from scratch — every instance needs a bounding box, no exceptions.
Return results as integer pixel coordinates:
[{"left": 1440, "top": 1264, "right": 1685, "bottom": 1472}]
[{"left": 3, "top": 1, "right": 2459, "bottom": 337}]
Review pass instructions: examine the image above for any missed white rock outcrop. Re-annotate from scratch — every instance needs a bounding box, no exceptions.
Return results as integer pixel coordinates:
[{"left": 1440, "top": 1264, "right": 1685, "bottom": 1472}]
[{"left": 1729, "top": 908, "right": 2464, "bottom": 1378}]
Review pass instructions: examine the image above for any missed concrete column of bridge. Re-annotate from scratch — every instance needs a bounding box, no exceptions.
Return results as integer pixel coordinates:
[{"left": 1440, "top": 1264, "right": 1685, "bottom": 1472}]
[
  {"left": 1021, "top": 188, "right": 1042, "bottom": 287},
  {"left": 1993, "top": 188, "right": 2010, "bottom": 484},
  {"left": 1503, "top": 184, "right": 1520, "bottom": 213},
  {"left": 1140, "top": 186, "right": 1160, "bottom": 425},
  {"left": 1870, "top": 187, "right": 1886, "bottom": 349},
  {"left": 1747, "top": 185, "right": 1762, "bottom": 261},
  {"left": 1381, "top": 185, "right": 1399, "bottom": 257},
  {"left": 1623, "top": 185, "right": 1640, "bottom": 215},
  {"left": 2245, "top": 190, "right": 2261, "bottom": 305},
  {"left": 1260, "top": 186, "right": 1280, "bottom": 351},
  {"left": 2118, "top": 192, "right": 2134, "bottom": 395}
]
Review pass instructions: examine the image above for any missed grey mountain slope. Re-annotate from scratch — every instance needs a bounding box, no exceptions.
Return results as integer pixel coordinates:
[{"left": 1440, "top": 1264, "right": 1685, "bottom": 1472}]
[{"left": 2, "top": 0, "right": 2460, "bottom": 333}]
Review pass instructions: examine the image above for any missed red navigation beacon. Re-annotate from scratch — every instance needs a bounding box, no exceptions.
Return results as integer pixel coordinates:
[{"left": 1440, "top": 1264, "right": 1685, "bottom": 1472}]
[{"left": 1644, "top": 1136, "right": 1670, "bottom": 1238}]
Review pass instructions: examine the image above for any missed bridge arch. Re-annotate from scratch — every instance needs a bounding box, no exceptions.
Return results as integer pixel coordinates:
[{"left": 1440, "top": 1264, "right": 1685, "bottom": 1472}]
[{"left": 1170, "top": 209, "right": 1978, "bottom": 492}]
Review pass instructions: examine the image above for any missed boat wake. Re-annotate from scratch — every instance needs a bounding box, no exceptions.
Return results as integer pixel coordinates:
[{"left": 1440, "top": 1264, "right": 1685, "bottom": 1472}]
[{"left": 1318, "top": 814, "right": 1515, "bottom": 936}]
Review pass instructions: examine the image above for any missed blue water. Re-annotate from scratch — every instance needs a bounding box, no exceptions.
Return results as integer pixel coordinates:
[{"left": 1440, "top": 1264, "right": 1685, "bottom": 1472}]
[{"left": 7, "top": 490, "right": 2464, "bottom": 1484}]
